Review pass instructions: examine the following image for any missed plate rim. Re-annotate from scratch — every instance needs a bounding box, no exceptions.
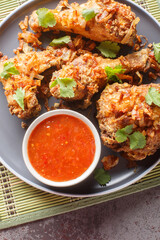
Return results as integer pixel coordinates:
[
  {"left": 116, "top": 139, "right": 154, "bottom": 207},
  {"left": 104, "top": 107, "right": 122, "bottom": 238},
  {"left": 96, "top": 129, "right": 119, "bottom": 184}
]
[
  {"left": 0, "top": 0, "right": 160, "bottom": 197},
  {"left": 0, "top": 155, "right": 159, "bottom": 197}
]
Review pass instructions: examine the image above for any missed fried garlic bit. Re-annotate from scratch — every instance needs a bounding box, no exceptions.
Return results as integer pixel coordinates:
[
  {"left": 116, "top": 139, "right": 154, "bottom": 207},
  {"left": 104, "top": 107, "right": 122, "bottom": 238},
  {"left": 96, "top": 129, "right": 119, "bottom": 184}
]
[
  {"left": 101, "top": 155, "right": 119, "bottom": 170},
  {"left": 52, "top": 101, "right": 70, "bottom": 110},
  {"left": 21, "top": 121, "right": 28, "bottom": 129}
]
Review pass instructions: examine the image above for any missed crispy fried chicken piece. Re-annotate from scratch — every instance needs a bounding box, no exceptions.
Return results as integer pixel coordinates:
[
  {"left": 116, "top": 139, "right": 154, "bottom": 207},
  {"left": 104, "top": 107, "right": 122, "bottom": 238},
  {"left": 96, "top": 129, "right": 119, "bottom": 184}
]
[
  {"left": 50, "top": 48, "right": 153, "bottom": 108},
  {"left": 0, "top": 47, "right": 77, "bottom": 119},
  {"left": 29, "top": 0, "right": 139, "bottom": 46},
  {"left": 97, "top": 82, "right": 160, "bottom": 161}
]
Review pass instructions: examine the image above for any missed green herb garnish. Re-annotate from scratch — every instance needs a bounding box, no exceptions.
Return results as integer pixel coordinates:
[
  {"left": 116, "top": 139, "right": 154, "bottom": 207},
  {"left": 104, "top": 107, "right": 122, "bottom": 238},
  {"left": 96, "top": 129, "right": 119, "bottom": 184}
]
[
  {"left": 94, "top": 168, "right": 111, "bottom": 186},
  {"left": 128, "top": 132, "right": 146, "bottom": 150},
  {"left": 97, "top": 41, "right": 120, "bottom": 58},
  {"left": 36, "top": 8, "right": 56, "bottom": 28},
  {"left": 115, "top": 125, "right": 133, "bottom": 143},
  {"left": 82, "top": 8, "right": 98, "bottom": 21},
  {"left": 13, "top": 87, "right": 25, "bottom": 110},
  {"left": 50, "top": 78, "right": 77, "bottom": 98},
  {"left": 50, "top": 36, "right": 71, "bottom": 47},
  {"left": 115, "top": 125, "right": 146, "bottom": 150},
  {"left": 153, "top": 42, "right": 160, "bottom": 63},
  {"left": 105, "top": 65, "right": 125, "bottom": 83},
  {"left": 145, "top": 87, "right": 160, "bottom": 107},
  {"left": 0, "top": 62, "right": 20, "bottom": 79}
]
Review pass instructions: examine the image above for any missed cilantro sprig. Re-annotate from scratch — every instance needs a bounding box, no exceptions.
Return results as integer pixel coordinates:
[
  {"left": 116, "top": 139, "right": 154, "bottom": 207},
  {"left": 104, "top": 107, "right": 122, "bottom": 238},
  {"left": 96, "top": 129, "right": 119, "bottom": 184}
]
[
  {"left": 97, "top": 41, "right": 120, "bottom": 58},
  {"left": 128, "top": 132, "right": 146, "bottom": 150},
  {"left": 115, "top": 125, "right": 146, "bottom": 150},
  {"left": 93, "top": 168, "right": 111, "bottom": 186},
  {"left": 36, "top": 8, "right": 56, "bottom": 28},
  {"left": 105, "top": 65, "right": 125, "bottom": 83},
  {"left": 50, "top": 36, "right": 71, "bottom": 47},
  {"left": 82, "top": 8, "right": 98, "bottom": 21},
  {"left": 145, "top": 87, "right": 160, "bottom": 107},
  {"left": 115, "top": 125, "right": 133, "bottom": 143},
  {"left": 153, "top": 42, "right": 160, "bottom": 63},
  {"left": 13, "top": 87, "right": 25, "bottom": 110},
  {"left": 50, "top": 78, "right": 77, "bottom": 98},
  {"left": 0, "top": 62, "right": 20, "bottom": 79}
]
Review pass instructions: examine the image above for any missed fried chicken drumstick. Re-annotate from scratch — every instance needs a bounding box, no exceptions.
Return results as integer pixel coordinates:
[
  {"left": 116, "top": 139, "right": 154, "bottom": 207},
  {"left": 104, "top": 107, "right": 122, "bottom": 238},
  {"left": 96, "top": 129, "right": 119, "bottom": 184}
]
[
  {"left": 97, "top": 83, "right": 160, "bottom": 161},
  {"left": 29, "top": 0, "right": 139, "bottom": 46},
  {"left": 0, "top": 47, "right": 77, "bottom": 119},
  {"left": 50, "top": 48, "right": 156, "bottom": 108},
  {"left": 0, "top": 45, "right": 159, "bottom": 119}
]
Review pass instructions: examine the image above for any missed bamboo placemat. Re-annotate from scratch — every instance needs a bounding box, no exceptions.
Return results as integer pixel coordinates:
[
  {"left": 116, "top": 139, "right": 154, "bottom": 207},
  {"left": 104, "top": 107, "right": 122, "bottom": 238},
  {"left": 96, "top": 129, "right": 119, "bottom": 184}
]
[{"left": 0, "top": 0, "right": 160, "bottom": 230}]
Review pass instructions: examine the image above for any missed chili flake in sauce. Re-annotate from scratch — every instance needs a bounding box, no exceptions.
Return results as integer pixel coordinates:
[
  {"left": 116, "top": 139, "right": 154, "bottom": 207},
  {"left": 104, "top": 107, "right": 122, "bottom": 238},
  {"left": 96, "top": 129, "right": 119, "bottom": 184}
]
[{"left": 28, "top": 114, "right": 95, "bottom": 182}]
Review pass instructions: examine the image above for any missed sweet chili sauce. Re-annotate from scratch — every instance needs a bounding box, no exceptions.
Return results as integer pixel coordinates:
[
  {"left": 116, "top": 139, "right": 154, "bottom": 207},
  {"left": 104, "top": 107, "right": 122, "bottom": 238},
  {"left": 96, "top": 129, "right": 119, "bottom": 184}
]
[{"left": 27, "top": 114, "right": 95, "bottom": 182}]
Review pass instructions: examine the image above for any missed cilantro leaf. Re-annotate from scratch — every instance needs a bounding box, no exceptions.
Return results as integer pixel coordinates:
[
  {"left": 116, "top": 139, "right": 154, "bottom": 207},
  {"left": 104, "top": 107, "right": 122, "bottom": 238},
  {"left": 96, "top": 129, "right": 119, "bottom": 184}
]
[
  {"left": 123, "top": 125, "right": 133, "bottom": 134},
  {"left": 115, "top": 131, "right": 128, "bottom": 143},
  {"left": 50, "top": 36, "right": 71, "bottom": 47},
  {"left": 115, "top": 125, "right": 146, "bottom": 150},
  {"left": 115, "top": 125, "right": 133, "bottom": 143},
  {"left": 105, "top": 65, "right": 125, "bottom": 83},
  {"left": 129, "top": 132, "right": 146, "bottom": 150},
  {"left": 50, "top": 80, "right": 58, "bottom": 88},
  {"left": 13, "top": 87, "right": 25, "bottom": 110},
  {"left": 153, "top": 42, "right": 160, "bottom": 63},
  {"left": 82, "top": 9, "right": 98, "bottom": 21},
  {"left": 0, "top": 62, "right": 20, "bottom": 79},
  {"left": 145, "top": 88, "right": 153, "bottom": 105},
  {"left": 97, "top": 41, "right": 120, "bottom": 58},
  {"left": 94, "top": 168, "right": 111, "bottom": 186},
  {"left": 57, "top": 78, "right": 77, "bottom": 98},
  {"left": 50, "top": 78, "right": 77, "bottom": 98},
  {"left": 3, "top": 62, "right": 19, "bottom": 74},
  {"left": 0, "top": 71, "right": 10, "bottom": 79},
  {"left": 36, "top": 8, "right": 56, "bottom": 28},
  {"left": 145, "top": 87, "right": 160, "bottom": 107}
]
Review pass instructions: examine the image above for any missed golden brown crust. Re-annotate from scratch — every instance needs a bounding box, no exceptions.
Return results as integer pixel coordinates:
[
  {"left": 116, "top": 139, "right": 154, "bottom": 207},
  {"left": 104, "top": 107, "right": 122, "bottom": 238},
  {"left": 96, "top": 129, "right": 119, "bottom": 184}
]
[
  {"left": 97, "top": 82, "right": 160, "bottom": 160},
  {"left": 50, "top": 48, "right": 152, "bottom": 107},
  {"left": 0, "top": 47, "right": 77, "bottom": 119},
  {"left": 0, "top": 45, "right": 158, "bottom": 119},
  {"left": 29, "top": 0, "right": 139, "bottom": 46}
]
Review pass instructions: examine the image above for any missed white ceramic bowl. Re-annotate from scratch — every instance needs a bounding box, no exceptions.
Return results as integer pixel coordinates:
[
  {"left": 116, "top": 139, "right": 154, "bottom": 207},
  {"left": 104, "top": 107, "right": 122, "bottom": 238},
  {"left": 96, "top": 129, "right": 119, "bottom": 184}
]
[{"left": 22, "top": 109, "right": 101, "bottom": 187}]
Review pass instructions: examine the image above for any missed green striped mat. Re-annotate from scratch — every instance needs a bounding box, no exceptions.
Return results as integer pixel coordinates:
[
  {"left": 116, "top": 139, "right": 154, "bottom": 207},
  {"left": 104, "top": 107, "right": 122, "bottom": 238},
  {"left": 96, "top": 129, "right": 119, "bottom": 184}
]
[{"left": 0, "top": 0, "right": 160, "bottom": 230}]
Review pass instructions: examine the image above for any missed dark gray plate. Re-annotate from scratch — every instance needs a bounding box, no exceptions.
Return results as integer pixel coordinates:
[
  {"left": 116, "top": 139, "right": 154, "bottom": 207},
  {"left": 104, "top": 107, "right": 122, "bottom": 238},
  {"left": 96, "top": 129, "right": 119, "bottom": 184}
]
[{"left": 0, "top": 0, "right": 160, "bottom": 197}]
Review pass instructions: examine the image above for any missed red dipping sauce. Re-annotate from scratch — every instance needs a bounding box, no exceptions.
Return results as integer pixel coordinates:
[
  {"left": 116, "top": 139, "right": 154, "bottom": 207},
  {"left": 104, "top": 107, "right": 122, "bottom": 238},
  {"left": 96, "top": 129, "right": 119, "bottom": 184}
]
[{"left": 27, "top": 114, "right": 95, "bottom": 182}]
